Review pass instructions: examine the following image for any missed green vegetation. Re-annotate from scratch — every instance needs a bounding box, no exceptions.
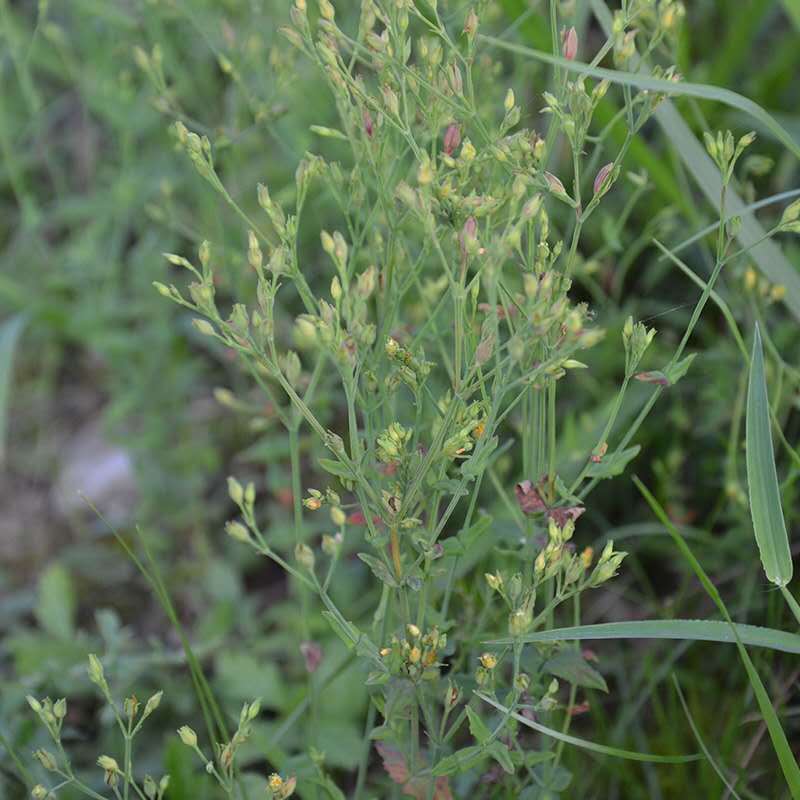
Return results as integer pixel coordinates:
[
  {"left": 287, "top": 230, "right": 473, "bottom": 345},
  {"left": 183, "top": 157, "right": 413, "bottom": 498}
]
[{"left": 2, "top": 1, "right": 799, "bottom": 798}]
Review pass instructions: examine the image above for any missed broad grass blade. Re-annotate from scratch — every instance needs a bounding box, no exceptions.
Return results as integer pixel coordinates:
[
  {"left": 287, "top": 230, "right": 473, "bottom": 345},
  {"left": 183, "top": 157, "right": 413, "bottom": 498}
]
[
  {"left": 746, "top": 325, "right": 792, "bottom": 586},
  {"left": 490, "top": 619, "right": 800, "bottom": 654},
  {"left": 0, "top": 313, "right": 27, "bottom": 466}
]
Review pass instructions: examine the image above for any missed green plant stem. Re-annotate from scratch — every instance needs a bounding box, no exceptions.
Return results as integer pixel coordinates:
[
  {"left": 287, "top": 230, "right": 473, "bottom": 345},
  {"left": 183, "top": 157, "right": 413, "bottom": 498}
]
[{"left": 780, "top": 586, "right": 800, "bottom": 628}]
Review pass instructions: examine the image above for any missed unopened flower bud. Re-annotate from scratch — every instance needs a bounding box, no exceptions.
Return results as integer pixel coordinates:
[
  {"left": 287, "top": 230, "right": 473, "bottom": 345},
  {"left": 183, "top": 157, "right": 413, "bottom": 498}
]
[
  {"left": 53, "top": 698, "right": 67, "bottom": 720},
  {"left": 593, "top": 162, "right": 614, "bottom": 196},
  {"left": 562, "top": 26, "right": 578, "bottom": 60},
  {"left": 87, "top": 654, "right": 107, "bottom": 690},
  {"left": 443, "top": 123, "right": 461, "bottom": 156},
  {"left": 295, "top": 543, "right": 315, "bottom": 572},
  {"left": 227, "top": 476, "right": 244, "bottom": 506},
  {"left": 143, "top": 691, "right": 163, "bottom": 718},
  {"left": 485, "top": 572, "right": 503, "bottom": 591},
  {"left": 34, "top": 749, "right": 58, "bottom": 771},
  {"left": 177, "top": 726, "right": 197, "bottom": 748},
  {"left": 460, "top": 139, "right": 476, "bottom": 162},
  {"left": 544, "top": 172, "right": 566, "bottom": 195},
  {"left": 225, "top": 521, "right": 250, "bottom": 543}
]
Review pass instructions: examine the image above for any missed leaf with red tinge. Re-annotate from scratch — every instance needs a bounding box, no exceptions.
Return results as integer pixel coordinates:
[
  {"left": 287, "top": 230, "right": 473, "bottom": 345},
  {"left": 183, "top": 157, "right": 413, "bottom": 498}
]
[
  {"left": 548, "top": 505, "right": 585, "bottom": 526},
  {"left": 376, "top": 743, "right": 453, "bottom": 800},
  {"left": 515, "top": 480, "right": 547, "bottom": 513},
  {"left": 634, "top": 370, "right": 670, "bottom": 385},
  {"left": 516, "top": 479, "right": 584, "bottom": 525}
]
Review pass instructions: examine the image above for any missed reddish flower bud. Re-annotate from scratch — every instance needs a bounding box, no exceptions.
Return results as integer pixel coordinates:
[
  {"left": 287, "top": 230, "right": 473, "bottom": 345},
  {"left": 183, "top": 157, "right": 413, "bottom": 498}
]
[
  {"left": 363, "top": 110, "right": 374, "bottom": 139},
  {"left": 544, "top": 171, "right": 566, "bottom": 195},
  {"left": 300, "top": 641, "right": 323, "bottom": 673},
  {"left": 593, "top": 162, "right": 614, "bottom": 195},
  {"left": 443, "top": 123, "right": 461, "bottom": 156},
  {"left": 562, "top": 26, "right": 578, "bottom": 61},
  {"left": 459, "top": 216, "right": 478, "bottom": 257}
]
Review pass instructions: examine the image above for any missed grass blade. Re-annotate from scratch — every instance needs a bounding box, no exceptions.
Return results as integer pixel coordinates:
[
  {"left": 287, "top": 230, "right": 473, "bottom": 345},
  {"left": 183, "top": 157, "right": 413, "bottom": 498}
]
[
  {"left": 489, "top": 619, "right": 800, "bottom": 654},
  {"left": 634, "top": 476, "right": 800, "bottom": 798},
  {"left": 672, "top": 674, "right": 743, "bottom": 799},
  {"left": 746, "top": 324, "right": 793, "bottom": 586},
  {"left": 476, "top": 692, "right": 700, "bottom": 764},
  {"left": 477, "top": 34, "right": 800, "bottom": 160},
  {"left": 0, "top": 312, "right": 27, "bottom": 466}
]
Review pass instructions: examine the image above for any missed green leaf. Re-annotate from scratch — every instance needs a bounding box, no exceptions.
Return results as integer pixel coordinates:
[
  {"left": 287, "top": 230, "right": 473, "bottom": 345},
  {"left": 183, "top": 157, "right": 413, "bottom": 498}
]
[
  {"left": 441, "top": 513, "right": 492, "bottom": 557},
  {"left": 487, "top": 740, "right": 514, "bottom": 774},
  {"left": 215, "top": 651, "right": 288, "bottom": 710},
  {"left": 466, "top": 706, "right": 492, "bottom": 744},
  {"left": 431, "top": 745, "right": 484, "bottom": 776},
  {"left": 476, "top": 692, "right": 699, "bottom": 763},
  {"left": 461, "top": 435, "right": 498, "bottom": 477},
  {"left": 357, "top": 552, "right": 398, "bottom": 588},
  {"left": 35, "top": 563, "right": 76, "bottom": 639},
  {"left": 585, "top": 445, "right": 640, "bottom": 478},
  {"left": 664, "top": 354, "right": 697, "bottom": 386},
  {"left": 746, "top": 325, "right": 792, "bottom": 586},
  {"left": 0, "top": 313, "right": 27, "bottom": 466},
  {"left": 492, "top": 619, "right": 800, "bottom": 655},
  {"left": 477, "top": 34, "right": 800, "bottom": 160},
  {"left": 544, "top": 650, "right": 608, "bottom": 692},
  {"left": 318, "top": 457, "right": 355, "bottom": 481}
]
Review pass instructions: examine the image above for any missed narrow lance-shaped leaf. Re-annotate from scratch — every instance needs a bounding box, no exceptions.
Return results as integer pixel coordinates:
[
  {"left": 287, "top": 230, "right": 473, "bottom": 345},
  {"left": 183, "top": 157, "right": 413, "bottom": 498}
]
[{"left": 746, "top": 324, "right": 792, "bottom": 586}]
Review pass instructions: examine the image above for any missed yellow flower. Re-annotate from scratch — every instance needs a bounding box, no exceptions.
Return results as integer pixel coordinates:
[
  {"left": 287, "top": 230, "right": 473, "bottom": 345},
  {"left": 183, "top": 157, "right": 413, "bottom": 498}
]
[{"left": 479, "top": 652, "right": 498, "bottom": 670}]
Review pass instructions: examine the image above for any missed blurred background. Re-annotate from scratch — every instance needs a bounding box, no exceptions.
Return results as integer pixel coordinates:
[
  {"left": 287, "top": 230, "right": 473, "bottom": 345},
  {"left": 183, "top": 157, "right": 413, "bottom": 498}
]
[{"left": 1, "top": 1, "right": 799, "bottom": 798}]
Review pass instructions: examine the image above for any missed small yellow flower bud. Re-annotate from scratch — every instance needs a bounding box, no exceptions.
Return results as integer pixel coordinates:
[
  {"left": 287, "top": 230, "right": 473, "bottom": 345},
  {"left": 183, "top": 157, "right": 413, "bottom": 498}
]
[
  {"left": 409, "top": 646, "right": 422, "bottom": 664},
  {"left": 225, "top": 521, "right": 250, "bottom": 543},
  {"left": 485, "top": 572, "right": 502, "bottom": 591},
  {"left": 295, "top": 543, "right": 315, "bottom": 572},
  {"left": 770, "top": 284, "right": 786, "bottom": 302},
  {"left": 193, "top": 319, "right": 215, "bottom": 337},
  {"left": 504, "top": 88, "right": 515, "bottom": 113},
  {"left": 407, "top": 623, "right": 421, "bottom": 638},
  {"left": 460, "top": 139, "right": 477, "bottom": 162},
  {"left": 177, "top": 726, "right": 197, "bottom": 748}
]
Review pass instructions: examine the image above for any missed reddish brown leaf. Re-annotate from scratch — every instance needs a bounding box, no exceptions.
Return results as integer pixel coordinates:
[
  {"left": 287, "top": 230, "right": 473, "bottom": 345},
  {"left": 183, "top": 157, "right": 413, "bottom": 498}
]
[
  {"left": 515, "top": 480, "right": 547, "bottom": 514},
  {"left": 634, "top": 371, "right": 670, "bottom": 386},
  {"left": 546, "top": 505, "right": 585, "bottom": 526},
  {"left": 375, "top": 743, "right": 453, "bottom": 800}
]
